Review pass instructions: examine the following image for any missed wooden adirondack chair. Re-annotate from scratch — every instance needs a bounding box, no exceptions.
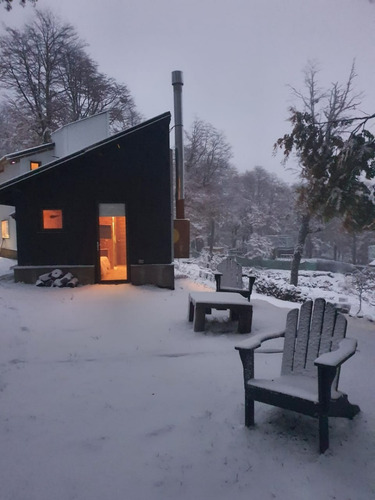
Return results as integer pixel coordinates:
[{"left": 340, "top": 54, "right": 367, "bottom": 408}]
[
  {"left": 235, "top": 298, "right": 360, "bottom": 453},
  {"left": 214, "top": 257, "right": 256, "bottom": 301}
]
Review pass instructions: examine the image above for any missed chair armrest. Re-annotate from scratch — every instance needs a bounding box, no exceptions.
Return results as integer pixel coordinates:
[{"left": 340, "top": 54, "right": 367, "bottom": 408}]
[
  {"left": 235, "top": 330, "right": 285, "bottom": 351},
  {"left": 314, "top": 338, "right": 357, "bottom": 368},
  {"left": 241, "top": 274, "right": 256, "bottom": 294},
  {"left": 213, "top": 272, "right": 222, "bottom": 291},
  {"left": 236, "top": 330, "right": 285, "bottom": 382},
  {"left": 315, "top": 338, "right": 357, "bottom": 414}
]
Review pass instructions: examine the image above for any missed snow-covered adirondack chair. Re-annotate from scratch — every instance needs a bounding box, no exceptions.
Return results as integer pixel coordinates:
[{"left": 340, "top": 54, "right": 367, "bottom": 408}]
[
  {"left": 214, "top": 257, "right": 255, "bottom": 301},
  {"left": 235, "top": 298, "right": 360, "bottom": 453}
]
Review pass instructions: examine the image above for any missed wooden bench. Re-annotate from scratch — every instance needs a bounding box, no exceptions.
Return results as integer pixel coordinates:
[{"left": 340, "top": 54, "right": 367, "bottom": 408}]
[
  {"left": 235, "top": 298, "right": 360, "bottom": 453},
  {"left": 214, "top": 257, "right": 255, "bottom": 301},
  {"left": 188, "top": 291, "right": 253, "bottom": 333}
]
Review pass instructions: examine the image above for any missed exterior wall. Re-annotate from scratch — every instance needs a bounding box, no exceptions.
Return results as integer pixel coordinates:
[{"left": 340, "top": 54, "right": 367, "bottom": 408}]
[
  {"left": 0, "top": 113, "right": 173, "bottom": 287},
  {"left": 0, "top": 205, "right": 17, "bottom": 258},
  {"left": 52, "top": 112, "right": 110, "bottom": 159},
  {"left": 0, "top": 149, "right": 56, "bottom": 183},
  {"left": 131, "top": 264, "right": 174, "bottom": 288}
]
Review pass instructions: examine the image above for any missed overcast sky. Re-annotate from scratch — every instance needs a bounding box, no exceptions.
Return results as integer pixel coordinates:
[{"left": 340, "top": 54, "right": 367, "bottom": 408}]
[{"left": 2, "top": 0, "right": 375, "bottom": 183}]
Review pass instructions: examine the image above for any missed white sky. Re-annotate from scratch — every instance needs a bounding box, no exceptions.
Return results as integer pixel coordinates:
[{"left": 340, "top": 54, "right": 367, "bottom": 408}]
[{"left": 2, "top": 0, "right": 375, "bottom": 183}]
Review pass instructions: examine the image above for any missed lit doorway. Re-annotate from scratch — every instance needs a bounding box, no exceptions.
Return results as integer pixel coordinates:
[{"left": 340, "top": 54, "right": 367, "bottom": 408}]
[{"left": 98, "top": 203, "right": 127, "bottom": 282}]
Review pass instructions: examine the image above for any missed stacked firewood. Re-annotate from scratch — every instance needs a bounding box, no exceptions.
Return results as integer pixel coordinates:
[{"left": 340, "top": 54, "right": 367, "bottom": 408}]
[{"left": 36, "top": 269, "right": 79, "bottom": 287}]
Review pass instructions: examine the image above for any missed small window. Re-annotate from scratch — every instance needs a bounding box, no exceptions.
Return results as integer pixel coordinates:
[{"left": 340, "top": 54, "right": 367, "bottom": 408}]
[
  {"left": 1, "top": 220, "right": 10, "bottom": 239},
  {"left": 30, "top": 161, "right": 41, "bottom": 171},
  {"left": 42, "top": 209, "right": 63, "bottom": 230}
]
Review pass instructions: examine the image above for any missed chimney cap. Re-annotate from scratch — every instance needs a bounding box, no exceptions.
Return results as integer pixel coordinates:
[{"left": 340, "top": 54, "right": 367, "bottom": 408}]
[{"left": 172, "top": 70, "right": 183, "bottom": 86}]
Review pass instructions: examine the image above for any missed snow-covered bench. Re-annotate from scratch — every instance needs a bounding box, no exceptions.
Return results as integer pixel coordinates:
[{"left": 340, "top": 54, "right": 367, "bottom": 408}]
[
  {"left": 214, "top": 257, "right": 255, "bottom": 301},
  {"left": 235, "top": 298, "right": 360, "bottom": 453}
]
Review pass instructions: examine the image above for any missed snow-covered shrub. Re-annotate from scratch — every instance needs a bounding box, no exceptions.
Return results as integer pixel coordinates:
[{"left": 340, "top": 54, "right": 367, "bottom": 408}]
[
  {"left": 254, "top": 274, "right": 308, "bottom": 302},
  {"left": 345, "top": 267, "right": 375, "bottom": 316},
  {"left": 244, "top": 234, "right": 273, "bottom": 259},
  {"left": 195, "top": 249, "right": 225, "bottom": 270}
]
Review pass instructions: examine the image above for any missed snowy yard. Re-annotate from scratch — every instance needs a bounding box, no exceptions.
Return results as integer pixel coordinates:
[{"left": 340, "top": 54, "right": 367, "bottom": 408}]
[{"left": 0, "top": 258, "right": 374, "bottom": 500}]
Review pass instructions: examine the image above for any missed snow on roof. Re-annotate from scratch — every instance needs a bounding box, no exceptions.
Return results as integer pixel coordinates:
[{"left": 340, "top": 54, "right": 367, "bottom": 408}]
[{"left": 0, "top": 142, "right": 55, "bottom": 164}]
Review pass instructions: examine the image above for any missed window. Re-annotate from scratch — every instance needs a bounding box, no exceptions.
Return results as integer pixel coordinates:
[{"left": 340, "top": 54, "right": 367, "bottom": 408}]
[
  {"left": 30, "top": 161, "right": 41, "bottom": 171},
  {"left": 1, "top": 220, "right": 9, "bottom": 239},
  {"left": 42, "top": 209, "right": 63, "bottom": 230}
]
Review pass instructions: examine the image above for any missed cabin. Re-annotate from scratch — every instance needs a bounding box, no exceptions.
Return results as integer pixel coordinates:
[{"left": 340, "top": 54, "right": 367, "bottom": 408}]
[{"left": 0, "top": 112, "right": 174, "bottom": 288}]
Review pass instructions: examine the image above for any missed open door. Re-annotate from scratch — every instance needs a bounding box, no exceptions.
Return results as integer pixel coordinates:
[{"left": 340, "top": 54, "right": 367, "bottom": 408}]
[{"left": 98, "top": 203, "right": 127, "bottom": 282}]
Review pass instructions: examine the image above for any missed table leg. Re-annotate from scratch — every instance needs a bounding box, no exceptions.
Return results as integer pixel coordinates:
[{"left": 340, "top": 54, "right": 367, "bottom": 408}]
[
  {"left": 193, "top": 304, "right": 206, "bottom": 331},
  {"left": 188, "top": 298, "right": 194, "bottom": 321},
  {"left": 238, "top": 307, "right": 253, "bottom": 334},
  {"left": 230, "top": 310, "right": 239, "bottom": 321}
]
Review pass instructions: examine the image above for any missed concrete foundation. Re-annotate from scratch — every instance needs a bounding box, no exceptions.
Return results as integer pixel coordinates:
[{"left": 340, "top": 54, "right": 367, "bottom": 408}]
[
  {"left": 13, "top": 263, "right": 175, "bottom": 289},
  {"left": 130, "top": 263, "right": 175, "bottom": 289},
  {"left": 14, "top": 265, "right": 95, "bottom": 285}
]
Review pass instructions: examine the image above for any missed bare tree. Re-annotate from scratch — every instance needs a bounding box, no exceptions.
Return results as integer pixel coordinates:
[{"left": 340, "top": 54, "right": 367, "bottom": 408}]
[
  {"left": 58, "top": 47, "right": 141, "bottom": 131},
  {"left": 349, "top": 268, "right": 375, "bottom": 316},
  {"left": 0, "top": 10, "right": 82, "bottom": 142},
  {"left": 0, "top": 101, "right": 36, "bottom": 156},
  {"left": 185, "top": 118, "right": 234, "bottom": 257},
  {"left": 185, "top": 118, "right": 233, "bottom": 187},
  {"left": 1, "top": 0, "right": 36, "bottom": 10},
  {"left": 0, "top": 9, "right": 141, "bottom": 149}
]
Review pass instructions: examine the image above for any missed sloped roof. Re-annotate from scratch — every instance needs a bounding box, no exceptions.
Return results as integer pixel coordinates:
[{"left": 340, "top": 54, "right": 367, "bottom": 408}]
[
  {"left": 0, "top": 112, "right": 171, "bottom": 197},
  {"left": 0, "top": 142, "right": 55, "bottom": 168}
]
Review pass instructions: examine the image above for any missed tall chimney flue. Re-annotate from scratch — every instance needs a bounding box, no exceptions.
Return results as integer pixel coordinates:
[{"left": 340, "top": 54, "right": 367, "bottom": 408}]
[{"left": 172, "top": 70, "right": 185, "bottom": 219}]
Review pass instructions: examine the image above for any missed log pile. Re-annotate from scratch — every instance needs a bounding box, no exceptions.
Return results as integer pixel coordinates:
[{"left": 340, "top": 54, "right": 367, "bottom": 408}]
[{"left": 36, "top": 269, "right": 79, "bottom": 288}]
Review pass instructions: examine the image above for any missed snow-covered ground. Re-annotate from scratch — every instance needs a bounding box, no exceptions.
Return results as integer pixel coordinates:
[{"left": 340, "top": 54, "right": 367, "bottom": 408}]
[{"left": 0, "top": 257, "right": 374, "bottom": 500}]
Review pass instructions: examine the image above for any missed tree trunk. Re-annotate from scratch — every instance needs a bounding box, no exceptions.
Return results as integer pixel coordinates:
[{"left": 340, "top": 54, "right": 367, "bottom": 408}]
[
  {"left": 351, "top": 233, "right": 357, "bottom": 264},
  {"left": 231, "top": 225, "right": 238, "bottom": 249},
  {"left": 305, "top": 234, "right": 313, "bottom": 258},
  {"left": 333, "top": 243, "right": 337, "bottom": 261},
  {"left": 290, "top": 213, "right": 310, "bottom": 286},
  {"left": 209, "top": 218, "right": 215, "bottom": 260}
]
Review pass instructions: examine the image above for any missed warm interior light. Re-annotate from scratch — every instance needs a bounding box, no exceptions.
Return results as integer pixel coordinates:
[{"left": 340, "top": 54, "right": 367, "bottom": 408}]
[
  {"left": 43, "top": 209, "right": 63, "bottom": 229},
  {"left": 1, "top": 220, "right": 9, "bottom": 239},
  {"left": 99, "top": 214, "right": 127, "bottom": 280},
  {"left": 30, "top": 161, "right": 41, "bottom": 170}
]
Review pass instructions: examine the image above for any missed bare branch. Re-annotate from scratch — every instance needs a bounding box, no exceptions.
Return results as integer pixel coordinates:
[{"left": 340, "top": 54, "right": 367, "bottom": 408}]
[{"left": 2, "top": 0, "right": 37, "bottom": 11}]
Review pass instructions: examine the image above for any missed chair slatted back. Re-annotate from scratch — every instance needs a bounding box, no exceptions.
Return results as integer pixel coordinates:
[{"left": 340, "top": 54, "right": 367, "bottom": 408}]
[
  {"left": 217, "top": 257, "right": 243, "bottom": 288},
  {"left": 281, "top": 299, "right": 347, "bottom": 382},
  {"left": 281, "top": 308, "right": 299, "bottom": 374},
  {"left": 305, "top": 299, "right": 325, "bottom": 369}
]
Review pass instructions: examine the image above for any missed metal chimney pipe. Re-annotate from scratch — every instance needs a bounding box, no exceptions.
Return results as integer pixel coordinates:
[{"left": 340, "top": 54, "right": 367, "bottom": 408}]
[{"left": 172, "top": 70, "right": 185, "bottom": 219}]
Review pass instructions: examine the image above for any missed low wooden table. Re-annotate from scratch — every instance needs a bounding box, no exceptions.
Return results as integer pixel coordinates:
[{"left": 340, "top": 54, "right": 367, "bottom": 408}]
[{"left": 188, "top": 291, "right": 253, "bottom": 333}]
